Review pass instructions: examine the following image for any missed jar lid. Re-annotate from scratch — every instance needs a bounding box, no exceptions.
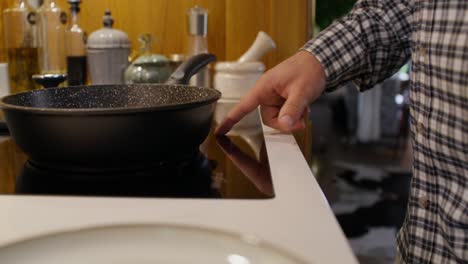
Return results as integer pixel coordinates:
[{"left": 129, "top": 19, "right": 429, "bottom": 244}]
[
  {"left": 133, "top": 54, "right": 169, "bottom": 66},
  {"left": 87, "top": 10, "right": 130, "bottom": 49},
  {"left": 215, "top": 61, "right": 265, "bottom": 73}
]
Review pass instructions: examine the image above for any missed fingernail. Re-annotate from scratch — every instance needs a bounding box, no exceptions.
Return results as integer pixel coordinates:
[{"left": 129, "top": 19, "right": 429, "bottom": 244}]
[{"left": 279, "top": 115, "right": 294, "bottom": 127}]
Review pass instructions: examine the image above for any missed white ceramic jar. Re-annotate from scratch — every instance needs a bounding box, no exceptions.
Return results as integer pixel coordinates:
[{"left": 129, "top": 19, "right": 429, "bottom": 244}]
[
  {"left": 214, "top": 61, "right": 265, "bottom": 131},
  {"left": 87, "top": 11, "right": 130, "bottom": 85},
  {"left": 214, "top": 61, "right": 265, "bottom": 100}
]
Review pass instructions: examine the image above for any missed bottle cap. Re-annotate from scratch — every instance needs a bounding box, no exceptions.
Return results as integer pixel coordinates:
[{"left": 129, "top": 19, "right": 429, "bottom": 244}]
[{"left": 186, "top": 5, "right": 208, "bottom": 36}]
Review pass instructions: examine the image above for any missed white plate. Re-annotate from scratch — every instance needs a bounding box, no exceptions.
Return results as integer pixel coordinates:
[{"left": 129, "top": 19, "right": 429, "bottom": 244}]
[{"left": 0, "top": 224, "right": 305, "bottom": 264}]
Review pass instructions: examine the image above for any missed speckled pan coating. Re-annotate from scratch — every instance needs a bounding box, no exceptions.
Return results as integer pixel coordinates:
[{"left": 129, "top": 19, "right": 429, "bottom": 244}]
[{"left": 0, "top": 84, "right": 221, "bottom": 114}]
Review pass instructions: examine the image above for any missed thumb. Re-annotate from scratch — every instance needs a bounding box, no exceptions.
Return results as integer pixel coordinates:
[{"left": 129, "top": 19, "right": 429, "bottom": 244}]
[{"left": 278, "top": 88, "right": 309, "bottom": 131}]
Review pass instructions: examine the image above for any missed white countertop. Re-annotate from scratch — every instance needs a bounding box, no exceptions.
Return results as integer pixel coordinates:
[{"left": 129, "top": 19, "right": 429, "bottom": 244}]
[{"left": 0, "top": 126, "right": 357, "bottom": 263}]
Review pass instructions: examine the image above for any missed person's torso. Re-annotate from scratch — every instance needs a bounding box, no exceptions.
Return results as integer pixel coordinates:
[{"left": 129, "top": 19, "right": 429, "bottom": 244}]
[{"left": 398, "top": 0, "right": 468, "bottom": 263}]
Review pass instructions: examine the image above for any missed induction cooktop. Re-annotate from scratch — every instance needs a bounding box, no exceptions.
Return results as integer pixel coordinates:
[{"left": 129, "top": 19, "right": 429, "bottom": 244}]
[{"left": 0, "top": 121, "right": 274, "bottom": 199}]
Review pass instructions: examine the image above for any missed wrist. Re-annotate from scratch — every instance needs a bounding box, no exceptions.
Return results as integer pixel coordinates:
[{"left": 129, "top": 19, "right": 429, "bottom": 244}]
[{"left": 297, "top": 50, "right": 327, "bottom": 96}]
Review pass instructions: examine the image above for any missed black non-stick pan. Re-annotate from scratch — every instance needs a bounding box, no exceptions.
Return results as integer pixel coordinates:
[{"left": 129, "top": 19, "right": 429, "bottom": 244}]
[{"left": 0, "top": 54, "right": 221, "bottom": 168}]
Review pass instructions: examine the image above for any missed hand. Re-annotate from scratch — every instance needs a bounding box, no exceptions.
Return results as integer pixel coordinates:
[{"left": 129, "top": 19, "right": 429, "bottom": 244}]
[{"left": 215, "top": 50, "right": 327, "bottom": 135}]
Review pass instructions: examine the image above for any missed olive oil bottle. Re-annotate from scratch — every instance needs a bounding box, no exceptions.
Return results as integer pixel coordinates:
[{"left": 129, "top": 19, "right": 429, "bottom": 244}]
[
  {"left": 3, "top": 0, "right": 39, "bottom": 94},
  {"left": 37, "top": 0, "right": 66, "bottom": 74}
]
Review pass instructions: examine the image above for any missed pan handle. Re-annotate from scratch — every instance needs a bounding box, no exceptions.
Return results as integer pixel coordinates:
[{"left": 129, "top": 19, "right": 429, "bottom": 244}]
[{"left": 165, "top": 53, "right": 216, "bottom": 85}]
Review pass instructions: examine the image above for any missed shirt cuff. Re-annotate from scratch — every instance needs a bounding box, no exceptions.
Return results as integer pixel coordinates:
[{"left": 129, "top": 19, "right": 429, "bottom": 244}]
[{"left": 301, "top": 20, "right": 367, "bottom": 92}]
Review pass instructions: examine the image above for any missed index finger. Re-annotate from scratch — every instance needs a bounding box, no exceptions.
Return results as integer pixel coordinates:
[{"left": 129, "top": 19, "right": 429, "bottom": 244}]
[{"left": 215, "top": 88, "right": 261, "bottom": 135}]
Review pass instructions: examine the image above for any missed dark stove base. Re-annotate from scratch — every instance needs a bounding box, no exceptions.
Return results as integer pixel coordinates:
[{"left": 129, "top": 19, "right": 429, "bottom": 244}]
[
  {"left": 15, "top": 153, "right": 219, "bottom": 198},
  {"left": 28, "top": 150, "right": 202, "bottom": 173}
]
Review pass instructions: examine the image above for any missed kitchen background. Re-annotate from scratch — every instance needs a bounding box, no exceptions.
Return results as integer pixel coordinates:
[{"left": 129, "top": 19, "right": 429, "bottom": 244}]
[
  {"left": 3, "top": 0, "right": 314, "bottom": 158},
  {"left": 0, "top": 0, "right": 412, "bottom": 263}
]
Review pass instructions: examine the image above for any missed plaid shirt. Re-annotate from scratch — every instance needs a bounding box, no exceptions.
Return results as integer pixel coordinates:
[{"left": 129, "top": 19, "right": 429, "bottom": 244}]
[{"left": 303, "top": 0, "right": 467, "bottom": 263}]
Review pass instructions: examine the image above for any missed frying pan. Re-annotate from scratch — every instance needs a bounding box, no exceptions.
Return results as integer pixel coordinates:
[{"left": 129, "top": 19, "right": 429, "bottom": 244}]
[{"left": 0, "top": 54, "right": 221, "bottom": 168}]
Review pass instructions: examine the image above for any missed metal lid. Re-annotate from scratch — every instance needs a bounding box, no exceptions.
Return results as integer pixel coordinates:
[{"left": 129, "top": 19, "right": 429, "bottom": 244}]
[
  {"left": 133, "top": 54, "right": 169, "bottom": 66},
  {"left": 87, "top": 10, "right": 130, "bottom": 49},
  {"left": 186, "top": 5, "right": 208, "bottom": 36}
]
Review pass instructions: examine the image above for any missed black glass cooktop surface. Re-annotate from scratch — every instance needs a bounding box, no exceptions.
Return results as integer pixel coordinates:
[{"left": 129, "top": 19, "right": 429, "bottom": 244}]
[{"left": 0, "top": 124, "right": 274, "bottom": 199}]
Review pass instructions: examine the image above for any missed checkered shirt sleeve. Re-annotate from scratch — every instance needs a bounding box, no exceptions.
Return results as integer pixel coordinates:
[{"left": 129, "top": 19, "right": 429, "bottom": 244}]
[{"left": 303, "top": 0, "right": 413, "bottom": 92}]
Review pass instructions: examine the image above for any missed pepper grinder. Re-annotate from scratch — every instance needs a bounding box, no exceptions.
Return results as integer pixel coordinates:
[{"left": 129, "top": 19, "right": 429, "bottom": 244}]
[
  {"left": 65, "top": 0, "right": 87, "bottom": 86},
  {"left": 186, "top": 5, "right": 210, "bottom": 88}
]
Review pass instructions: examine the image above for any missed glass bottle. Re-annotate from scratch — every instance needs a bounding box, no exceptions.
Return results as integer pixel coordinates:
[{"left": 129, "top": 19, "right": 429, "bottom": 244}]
[
  {"left": 36, "top": 0, "right": 66, "bottom": 74},
  {"left": 65, "top": 0, "right": 86, "bottom": 85},
  {"left": 186, "top": 5, "right": 210, "bottom": 87},
  {"left": 2, "top": 0, "right": 39, "bottom": 93}
]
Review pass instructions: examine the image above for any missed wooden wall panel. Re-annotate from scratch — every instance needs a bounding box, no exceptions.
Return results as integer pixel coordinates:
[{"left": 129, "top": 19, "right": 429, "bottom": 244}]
[
  {"left": 269, "top": 0, "right": 309, "bottom": 63},
  {"left": 226, "top": 0, "right": 309, "bottom": 69},
  {"left": 225, "top": 0, "right": 272, "bottom": 64},
  {"left": 2, "top": 0, "right": 310, "bottom": 71},
  {"left": 0, "top": 0, "right": 13, "bottom": 62},
  {"left": 55, "top": 0, "right": 226, "bottom": 60}
]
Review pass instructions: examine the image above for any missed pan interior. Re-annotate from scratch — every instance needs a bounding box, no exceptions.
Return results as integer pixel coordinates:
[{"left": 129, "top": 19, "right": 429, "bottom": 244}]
[{"left": 1, "top": 85, "right": 220, "bottom": 110}]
